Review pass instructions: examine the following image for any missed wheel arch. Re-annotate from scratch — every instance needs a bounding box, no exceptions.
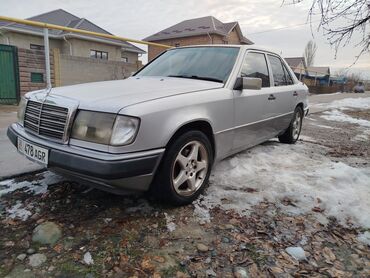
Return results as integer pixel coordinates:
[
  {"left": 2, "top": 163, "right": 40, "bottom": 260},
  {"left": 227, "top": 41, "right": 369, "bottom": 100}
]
[
  {"left": 296, "top": 102, "right": 304, "bottom": 111},
  {"left": 166, "top": 120, "right": 216, "bottom": 158}
]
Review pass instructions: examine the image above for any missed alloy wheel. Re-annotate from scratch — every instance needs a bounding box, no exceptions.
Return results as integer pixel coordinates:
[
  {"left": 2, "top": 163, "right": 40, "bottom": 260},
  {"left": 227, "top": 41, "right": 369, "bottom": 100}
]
[
  {"left": 171, "top": 140, "right": 209, "bottom": 196},
  {"left": 292, "top": 111, "right": 302, "bottom": 140}
]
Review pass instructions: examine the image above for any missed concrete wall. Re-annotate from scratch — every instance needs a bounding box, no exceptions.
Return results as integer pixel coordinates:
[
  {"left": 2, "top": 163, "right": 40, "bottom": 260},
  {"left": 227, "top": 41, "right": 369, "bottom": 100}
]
[
  {"left": 58, "top": 54, "right": 141, "bottom": 86},
  {"left": 0, "top": 32, "right": 62, "bottom": 50},
  {"left": 121, "top": 50, "right": 139, "bottom": 64},
  {"left": 66, "top": 38, "right": 122, "bottom": 61},
  {"left": 0, "top": 31, "right": 140, "bottom": 63}
]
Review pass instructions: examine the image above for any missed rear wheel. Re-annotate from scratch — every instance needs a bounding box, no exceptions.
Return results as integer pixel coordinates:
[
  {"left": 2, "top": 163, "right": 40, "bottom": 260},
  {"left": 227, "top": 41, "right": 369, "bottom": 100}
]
[
  {"left": 278, "top": 106, "right": 303, "bottom": 144},
  {"left": 152, "top": 130, "right": 213, "bottom": 205}
]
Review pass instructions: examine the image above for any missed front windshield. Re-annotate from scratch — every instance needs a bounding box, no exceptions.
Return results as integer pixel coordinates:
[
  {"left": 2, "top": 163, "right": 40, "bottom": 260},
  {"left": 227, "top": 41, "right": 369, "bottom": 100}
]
[{"left": 136, "top": 47, "right": 240, "bottom": 83}]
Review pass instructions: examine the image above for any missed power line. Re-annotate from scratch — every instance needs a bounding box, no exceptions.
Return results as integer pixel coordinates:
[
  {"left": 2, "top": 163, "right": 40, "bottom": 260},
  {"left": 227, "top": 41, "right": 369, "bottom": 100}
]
[{"left": 247, "top": 20, "right": 321, "bottom": 35}]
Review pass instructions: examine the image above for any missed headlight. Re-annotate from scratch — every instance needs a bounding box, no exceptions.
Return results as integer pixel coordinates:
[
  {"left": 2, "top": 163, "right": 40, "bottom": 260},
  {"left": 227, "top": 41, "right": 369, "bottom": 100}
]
[
  {"left": 71, "top": 111, "right": 116, "bottom": 144},
  {"left": 71, "top": 111, "right": 139, "bottom": 145},
  {"left": 17, "top": 98, "right": 27, "bottom": 126},
  {"left": 110, "top": 115, "right": 140, "bottom": 146}
]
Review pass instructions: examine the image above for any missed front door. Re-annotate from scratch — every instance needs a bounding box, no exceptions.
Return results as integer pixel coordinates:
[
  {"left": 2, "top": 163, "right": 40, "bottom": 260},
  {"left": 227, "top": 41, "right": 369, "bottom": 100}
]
[
  {"left": 232, "top": 51, "right": 277, "bottom": 152},
  {"left": 0, "top": 44, "right": 20, "bottom": 104}
]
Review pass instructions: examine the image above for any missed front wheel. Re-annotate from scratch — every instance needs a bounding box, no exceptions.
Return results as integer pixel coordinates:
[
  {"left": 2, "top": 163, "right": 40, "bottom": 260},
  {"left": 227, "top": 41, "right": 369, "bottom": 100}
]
[
  {"left": 152, "top": 130, "right": 213, "bottom": 205},
  {"left": 278, "top": 106, "right": 303, "bottom": 144}
]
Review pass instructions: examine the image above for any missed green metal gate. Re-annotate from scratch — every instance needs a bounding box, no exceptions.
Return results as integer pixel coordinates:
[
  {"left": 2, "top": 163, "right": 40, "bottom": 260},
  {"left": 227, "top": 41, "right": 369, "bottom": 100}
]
[{"left": 0, "top": 44, "right": 20, "bottom": 104}]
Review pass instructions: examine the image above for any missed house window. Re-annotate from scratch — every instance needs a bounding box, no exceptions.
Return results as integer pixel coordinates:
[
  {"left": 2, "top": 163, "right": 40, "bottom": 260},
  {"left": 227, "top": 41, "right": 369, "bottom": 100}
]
[
  {"left": 90, "top": 50, "right": 108, "bottom": 60},
  {"left": 31, "top": 72, "right": 44, "bottom": 83},
  {"left": 30, "top": 44, "right": 44, "bottom": 51},
  {"left": 122, "top": 57, "right": 128, "bottom": 63}
]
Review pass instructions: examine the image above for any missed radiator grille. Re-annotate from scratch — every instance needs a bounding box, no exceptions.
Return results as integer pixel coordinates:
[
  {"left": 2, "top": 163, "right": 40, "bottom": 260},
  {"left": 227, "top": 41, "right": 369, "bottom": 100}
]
[{"left": 24, "top": 100, "right": 69, "bottom": 141}]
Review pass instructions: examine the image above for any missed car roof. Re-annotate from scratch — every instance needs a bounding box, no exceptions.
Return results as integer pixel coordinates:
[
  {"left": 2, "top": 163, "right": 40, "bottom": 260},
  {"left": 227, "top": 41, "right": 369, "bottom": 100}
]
[{"left": 172, "top": 44, "right": 279, "bottom": 56}]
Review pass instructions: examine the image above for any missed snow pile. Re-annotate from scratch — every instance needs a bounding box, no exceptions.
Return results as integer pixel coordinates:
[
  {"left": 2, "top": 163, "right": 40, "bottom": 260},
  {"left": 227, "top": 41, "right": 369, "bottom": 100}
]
[
  {"left": 164, "top": 212, "right": 177, "bottom": 232},
  {"left": 6, "top": 202, "right": 32, "bottom": 221},
  {"left": 321, "top": 110, "right": 370, "bottom": 127},
  {"left": 0, "top": 171, "right": 63, "bottom": 197},
  {"left": 201, "top": 141, "right": 370, "bottom": 228}
]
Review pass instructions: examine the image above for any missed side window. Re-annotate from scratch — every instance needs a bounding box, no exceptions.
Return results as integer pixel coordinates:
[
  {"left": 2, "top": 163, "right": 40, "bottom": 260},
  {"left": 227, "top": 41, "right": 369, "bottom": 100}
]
[
  {"left": 241, "top": 52, "right": 270, "bottom": 87},
  {"left": 283, "top": 65, "right": 294, "bottom": 85},
  {"left": 268, "top": 55, "right": 287, "bottom": 86}
]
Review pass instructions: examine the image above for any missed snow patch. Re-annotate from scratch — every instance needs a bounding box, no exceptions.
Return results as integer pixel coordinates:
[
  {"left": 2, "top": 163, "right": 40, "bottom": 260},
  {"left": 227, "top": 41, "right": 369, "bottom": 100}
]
[
  {"left": 313, "top": 124, "right": 336, "bottom": 129},
  {"left": 299, "top": 135, "right": 316, "bottom": 142},
  {"left": 0, "top": 171, "right": 63, "bottom": 197},
  {"left": 285, "top": 246, "right": 306, "bottom": 261},
  {"left": 314, "top": 97, "right": 370, "bottom": 111},
  {"left": 7, "top": 202, "right": 32, "bottom": 221},
  {"left": 83, "top": 252, "right": 94, "bottom": 265},
  {"left": 357, "top": 231, "right": 370, "bottom": 246},
  {"left": 321, "top": 110, "right": 370, "bottom": 127},
  {"left": 353, "top": 129, "right": 370, "bottom": 142},
  {"left": 201, "top": 142, "right": 370, "bottom": 228},
  {"left": 326, "top": 97, "right": 370, "bottom": 110},
  {"left": 164, "top": 212, "right": 176, "bottom": 232},
  {"left": 193, "top": 199, "right": 211, "bottom": 224}
]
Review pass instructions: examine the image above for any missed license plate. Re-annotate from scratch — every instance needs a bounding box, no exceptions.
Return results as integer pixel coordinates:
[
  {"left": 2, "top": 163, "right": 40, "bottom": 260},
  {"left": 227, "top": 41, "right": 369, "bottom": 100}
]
[{"left": 17, "top": 138, "right": 49, "bottom": 165}]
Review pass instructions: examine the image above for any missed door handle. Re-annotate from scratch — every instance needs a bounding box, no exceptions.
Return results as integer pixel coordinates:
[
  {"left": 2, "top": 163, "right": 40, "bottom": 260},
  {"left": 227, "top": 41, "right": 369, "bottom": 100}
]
[
  {"left": 293, "top": 91, "right": 298, "bottom": 97},
  {"left": 268, "top": 94, "right": 276, "bottom": 100}
]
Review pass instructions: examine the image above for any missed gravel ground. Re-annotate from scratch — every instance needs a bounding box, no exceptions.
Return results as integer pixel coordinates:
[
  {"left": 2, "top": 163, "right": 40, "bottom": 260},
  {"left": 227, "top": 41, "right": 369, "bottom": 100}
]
[{"left": 0, "top": 108, "right": 369, "bottom": 278}]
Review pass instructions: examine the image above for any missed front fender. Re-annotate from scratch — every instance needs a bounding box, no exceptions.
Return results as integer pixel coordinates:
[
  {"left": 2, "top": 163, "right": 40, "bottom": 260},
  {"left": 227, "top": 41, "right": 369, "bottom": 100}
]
[{"left": 111, "top": 89, "right": 234, "bottom": 158}]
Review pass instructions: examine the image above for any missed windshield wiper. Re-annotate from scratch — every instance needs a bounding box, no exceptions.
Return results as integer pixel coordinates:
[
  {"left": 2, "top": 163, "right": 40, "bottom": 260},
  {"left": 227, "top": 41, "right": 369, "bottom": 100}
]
[{"left": 168, "top": 75, "right": 224, "bottom": 83}]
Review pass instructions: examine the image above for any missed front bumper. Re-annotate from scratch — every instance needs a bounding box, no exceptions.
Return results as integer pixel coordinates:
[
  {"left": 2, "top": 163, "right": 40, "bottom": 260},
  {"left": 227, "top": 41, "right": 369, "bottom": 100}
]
[{"left": 7, "top": 124, "right": 164, "bottom": 193}]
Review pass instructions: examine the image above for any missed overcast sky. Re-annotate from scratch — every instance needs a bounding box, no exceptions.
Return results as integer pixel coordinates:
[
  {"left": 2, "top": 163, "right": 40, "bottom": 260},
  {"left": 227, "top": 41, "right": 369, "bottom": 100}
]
[{"left": 1, "top": 0, "right": 369, "bottom": 78}]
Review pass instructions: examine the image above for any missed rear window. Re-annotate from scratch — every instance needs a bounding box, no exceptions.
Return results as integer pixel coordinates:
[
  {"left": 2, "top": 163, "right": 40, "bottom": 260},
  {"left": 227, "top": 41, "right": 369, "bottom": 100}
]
[{"left": 268, "top": 55, "right": 288, "bottom": 86}]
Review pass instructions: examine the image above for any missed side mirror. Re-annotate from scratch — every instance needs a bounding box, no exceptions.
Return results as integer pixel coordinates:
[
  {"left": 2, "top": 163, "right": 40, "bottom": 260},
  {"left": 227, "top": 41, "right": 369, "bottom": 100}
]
[{"left": 234, "top": 77, "right": 262, "bottom": 90}]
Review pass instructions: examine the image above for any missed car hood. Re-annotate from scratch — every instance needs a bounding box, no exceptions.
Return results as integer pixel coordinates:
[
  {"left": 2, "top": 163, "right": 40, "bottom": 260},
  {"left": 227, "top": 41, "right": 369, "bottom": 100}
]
[{"left": 31, "top": 77, "right": 223, "bottom": 113}]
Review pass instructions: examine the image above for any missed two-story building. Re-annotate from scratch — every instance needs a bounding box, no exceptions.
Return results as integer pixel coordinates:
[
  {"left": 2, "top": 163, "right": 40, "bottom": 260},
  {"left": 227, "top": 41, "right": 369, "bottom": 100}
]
[{"left": 144, "top": 16, "right": 253, "bottom": 61}]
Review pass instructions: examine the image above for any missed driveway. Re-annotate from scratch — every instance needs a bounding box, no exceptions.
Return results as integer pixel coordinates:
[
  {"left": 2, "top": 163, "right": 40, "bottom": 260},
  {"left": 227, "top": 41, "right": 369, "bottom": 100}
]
[
  {"left": 0, "top": 106, "right": 44, "bottom": 180},
  {"left": 0, "top": 93, "right": 369, "bottom": 277}
]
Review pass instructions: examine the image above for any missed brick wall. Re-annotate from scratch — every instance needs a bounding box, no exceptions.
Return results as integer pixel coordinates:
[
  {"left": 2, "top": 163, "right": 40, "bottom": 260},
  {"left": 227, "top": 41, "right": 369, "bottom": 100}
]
[
  {"left": 18, "top": 48, "right": 54, "bottom": 96},
  {"left": 147, "top": 27, "right": 245, "bottom": 61}
]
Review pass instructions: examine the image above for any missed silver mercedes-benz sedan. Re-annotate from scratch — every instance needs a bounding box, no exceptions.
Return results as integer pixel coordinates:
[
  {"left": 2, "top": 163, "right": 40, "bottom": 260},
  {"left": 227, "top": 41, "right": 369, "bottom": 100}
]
[{"left": 8, "top": 45, "right": 309, "bottom": 205}]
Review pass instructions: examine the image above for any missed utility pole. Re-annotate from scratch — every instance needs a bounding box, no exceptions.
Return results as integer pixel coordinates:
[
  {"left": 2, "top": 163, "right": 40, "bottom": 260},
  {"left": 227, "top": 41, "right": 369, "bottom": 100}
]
[{"left": 43, "top": 28, "right": 51, "bottom": 90}]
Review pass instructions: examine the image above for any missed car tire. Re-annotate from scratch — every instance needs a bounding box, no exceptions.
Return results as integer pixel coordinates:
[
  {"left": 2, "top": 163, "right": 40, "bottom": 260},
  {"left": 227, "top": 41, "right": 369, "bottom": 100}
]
[
  {"left": 278, "top": 106, "right": 303, "bottom": 144},
  {"left": 151, "top": 130, "right": 214, "bottom": 206}
]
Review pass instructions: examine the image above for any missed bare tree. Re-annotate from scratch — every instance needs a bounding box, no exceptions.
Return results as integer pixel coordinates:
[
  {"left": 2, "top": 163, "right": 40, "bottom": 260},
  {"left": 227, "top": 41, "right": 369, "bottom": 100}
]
[
  {"left": 304, "top": 40, "right": 317, "bottom": 66},
  {"left": 285, "top": 0, "right": 370, "bottom": 63}
]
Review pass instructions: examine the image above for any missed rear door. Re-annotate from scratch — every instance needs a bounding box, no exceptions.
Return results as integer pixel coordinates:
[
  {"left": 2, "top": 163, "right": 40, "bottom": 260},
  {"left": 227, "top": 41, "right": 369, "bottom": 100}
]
[
  {"left": 266, "top": 54, "right": 296, "bottom": 133},
  {"left": 232, "top": 51, "right": 277, "bottom": 151}
]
